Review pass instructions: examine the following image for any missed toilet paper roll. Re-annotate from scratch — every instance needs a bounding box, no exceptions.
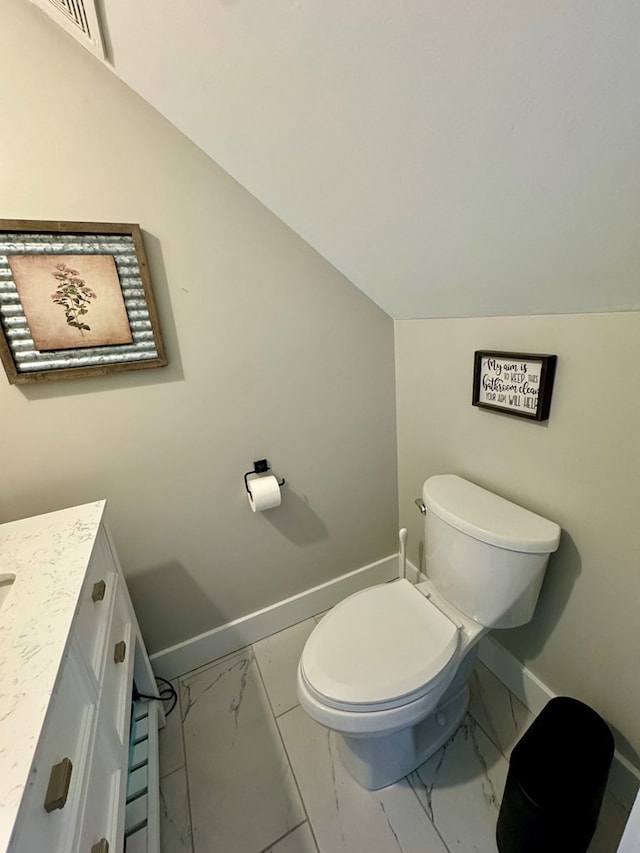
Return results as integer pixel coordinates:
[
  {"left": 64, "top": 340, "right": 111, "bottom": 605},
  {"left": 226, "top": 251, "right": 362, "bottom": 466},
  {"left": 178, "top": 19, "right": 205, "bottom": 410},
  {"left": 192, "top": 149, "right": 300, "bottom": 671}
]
[{"left": 247, "top": 475, "right": 282, "bottom": 512}]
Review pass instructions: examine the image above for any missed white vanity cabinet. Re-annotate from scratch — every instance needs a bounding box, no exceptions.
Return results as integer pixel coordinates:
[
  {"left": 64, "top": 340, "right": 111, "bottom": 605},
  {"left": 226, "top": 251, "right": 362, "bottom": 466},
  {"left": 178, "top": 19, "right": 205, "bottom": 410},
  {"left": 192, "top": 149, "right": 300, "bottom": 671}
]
[{"left": 0, "top": 502, "right": 162, "bottom": 853}]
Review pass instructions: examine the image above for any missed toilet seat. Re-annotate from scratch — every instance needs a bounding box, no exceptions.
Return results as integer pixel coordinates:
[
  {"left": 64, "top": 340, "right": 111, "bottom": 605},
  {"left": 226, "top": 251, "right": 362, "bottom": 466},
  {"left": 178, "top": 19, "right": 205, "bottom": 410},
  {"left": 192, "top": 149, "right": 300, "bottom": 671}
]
[{"left": 300, "top": 579, "right": 460, "bottom": 713}]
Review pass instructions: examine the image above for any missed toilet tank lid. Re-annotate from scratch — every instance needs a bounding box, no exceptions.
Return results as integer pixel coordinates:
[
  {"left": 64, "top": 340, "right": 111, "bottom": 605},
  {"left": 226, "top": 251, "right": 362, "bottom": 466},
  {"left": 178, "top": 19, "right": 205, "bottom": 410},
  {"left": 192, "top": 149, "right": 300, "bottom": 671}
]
[{"left": 422, "top": 475, "right": 561, "bottom": 554}]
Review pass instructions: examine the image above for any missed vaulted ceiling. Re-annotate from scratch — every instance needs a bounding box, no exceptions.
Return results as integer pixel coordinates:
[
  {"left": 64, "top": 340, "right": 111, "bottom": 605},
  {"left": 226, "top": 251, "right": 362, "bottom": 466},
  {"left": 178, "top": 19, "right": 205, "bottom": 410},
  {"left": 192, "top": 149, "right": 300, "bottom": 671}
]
[{"left": 51, "top": 1, "right": 640, "bottom": 317}]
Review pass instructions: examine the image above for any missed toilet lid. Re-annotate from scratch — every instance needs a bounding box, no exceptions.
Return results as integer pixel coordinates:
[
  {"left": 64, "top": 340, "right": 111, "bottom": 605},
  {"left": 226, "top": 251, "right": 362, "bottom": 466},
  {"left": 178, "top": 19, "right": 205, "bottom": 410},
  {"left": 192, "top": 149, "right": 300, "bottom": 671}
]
[{"left": 301, "top": 579, "right": 460, "bottom": 707}]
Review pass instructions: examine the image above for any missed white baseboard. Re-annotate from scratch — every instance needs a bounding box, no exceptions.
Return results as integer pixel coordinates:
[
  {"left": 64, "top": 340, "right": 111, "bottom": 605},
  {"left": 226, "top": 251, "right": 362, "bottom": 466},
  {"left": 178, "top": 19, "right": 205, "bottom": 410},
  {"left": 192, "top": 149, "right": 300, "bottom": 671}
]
[
  {"left": 402, "top": 559, "right": 421, "bottom": 585},
  {"left": 477, "top": 635, "right": 553, "bottom": 718},
  {"left": 150, "top": 553, "right": 399, "bottom": 681},
  {"left": 478, "top": 635, "right": 640, "bottom": 812}
]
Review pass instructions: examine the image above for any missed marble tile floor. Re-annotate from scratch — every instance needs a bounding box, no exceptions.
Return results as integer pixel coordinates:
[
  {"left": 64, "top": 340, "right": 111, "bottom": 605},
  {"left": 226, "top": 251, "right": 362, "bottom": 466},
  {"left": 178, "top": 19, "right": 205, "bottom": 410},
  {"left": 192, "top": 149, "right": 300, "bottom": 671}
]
[{"left": 155, "top": 616, "right": 631, "bottom": 853}]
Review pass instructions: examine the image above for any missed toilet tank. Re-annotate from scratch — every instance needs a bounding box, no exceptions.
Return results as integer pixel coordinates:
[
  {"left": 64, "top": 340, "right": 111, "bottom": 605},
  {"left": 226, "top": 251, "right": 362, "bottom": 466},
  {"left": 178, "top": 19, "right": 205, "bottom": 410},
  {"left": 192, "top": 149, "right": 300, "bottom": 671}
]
[{"left": 422, "top": 475, "right": 561, "bottom": 629}]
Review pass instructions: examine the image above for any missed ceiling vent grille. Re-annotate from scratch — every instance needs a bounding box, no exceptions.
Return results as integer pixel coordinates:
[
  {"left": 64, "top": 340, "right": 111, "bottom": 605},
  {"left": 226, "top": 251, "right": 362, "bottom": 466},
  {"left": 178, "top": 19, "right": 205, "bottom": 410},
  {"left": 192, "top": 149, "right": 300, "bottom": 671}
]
[{"left": 27, "top": 0, "right": 105, "bottom": 58}]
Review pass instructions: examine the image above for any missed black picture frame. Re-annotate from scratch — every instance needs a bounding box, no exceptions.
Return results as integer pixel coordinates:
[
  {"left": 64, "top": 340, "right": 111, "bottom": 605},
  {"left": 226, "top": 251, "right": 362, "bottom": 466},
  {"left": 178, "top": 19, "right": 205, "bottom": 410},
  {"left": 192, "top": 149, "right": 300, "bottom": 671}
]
[{"left": 472, "top": 351, "right": 557, "bottom": 421}]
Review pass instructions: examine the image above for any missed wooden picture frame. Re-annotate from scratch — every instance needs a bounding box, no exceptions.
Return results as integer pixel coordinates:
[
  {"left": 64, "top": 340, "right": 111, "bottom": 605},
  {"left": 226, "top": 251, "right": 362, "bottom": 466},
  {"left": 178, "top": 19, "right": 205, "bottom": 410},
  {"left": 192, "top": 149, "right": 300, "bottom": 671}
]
[
  {"left": 472, "top": 351, "right": 557, "bottom": 421},
  {"left": 0, "top": 219, "right": 167, "bottom": 384}
]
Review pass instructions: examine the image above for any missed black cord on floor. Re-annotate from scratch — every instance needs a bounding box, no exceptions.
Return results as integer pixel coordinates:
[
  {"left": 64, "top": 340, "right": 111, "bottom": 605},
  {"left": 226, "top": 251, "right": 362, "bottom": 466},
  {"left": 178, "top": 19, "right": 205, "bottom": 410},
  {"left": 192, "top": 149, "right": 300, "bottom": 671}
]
[{"left": 134, "top": 676, "right": 178, "bottom": 716}]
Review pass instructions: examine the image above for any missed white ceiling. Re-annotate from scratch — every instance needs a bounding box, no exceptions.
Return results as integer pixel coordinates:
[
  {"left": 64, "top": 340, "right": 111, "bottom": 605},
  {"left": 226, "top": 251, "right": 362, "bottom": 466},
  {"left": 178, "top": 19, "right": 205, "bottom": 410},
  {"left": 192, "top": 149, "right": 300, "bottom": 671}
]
[{"left": 93, "top": 1, "right": 640, "bottom": 318}]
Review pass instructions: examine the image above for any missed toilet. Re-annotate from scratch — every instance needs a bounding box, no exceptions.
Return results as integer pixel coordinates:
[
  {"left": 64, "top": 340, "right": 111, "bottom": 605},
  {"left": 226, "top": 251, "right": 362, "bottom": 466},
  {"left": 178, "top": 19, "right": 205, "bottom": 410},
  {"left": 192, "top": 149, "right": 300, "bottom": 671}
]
[{"left": 297, "top": 474, "right": 561, "bottom": 790}]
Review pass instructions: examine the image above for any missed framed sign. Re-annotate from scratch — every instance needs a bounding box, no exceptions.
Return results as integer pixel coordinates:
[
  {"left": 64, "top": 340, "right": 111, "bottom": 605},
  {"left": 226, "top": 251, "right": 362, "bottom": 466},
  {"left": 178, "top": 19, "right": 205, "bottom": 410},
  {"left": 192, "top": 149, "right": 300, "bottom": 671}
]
[
  {"left": 472, "top": 351, "right": 557, "bottom": 421},
  {"left": 0, "top": 219, "right": 167, "bottom": 384}
]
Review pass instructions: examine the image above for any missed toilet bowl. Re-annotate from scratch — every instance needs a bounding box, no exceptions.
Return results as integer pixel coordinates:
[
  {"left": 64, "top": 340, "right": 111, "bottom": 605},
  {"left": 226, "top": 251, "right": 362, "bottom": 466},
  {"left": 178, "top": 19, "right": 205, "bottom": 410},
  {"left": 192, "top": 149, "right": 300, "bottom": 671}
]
[
  {"left": 297, "top": 577, "right": 485, "bottom": 788},
  {"left": 297, "top": 475, "right": 561, "bottom": 790}
]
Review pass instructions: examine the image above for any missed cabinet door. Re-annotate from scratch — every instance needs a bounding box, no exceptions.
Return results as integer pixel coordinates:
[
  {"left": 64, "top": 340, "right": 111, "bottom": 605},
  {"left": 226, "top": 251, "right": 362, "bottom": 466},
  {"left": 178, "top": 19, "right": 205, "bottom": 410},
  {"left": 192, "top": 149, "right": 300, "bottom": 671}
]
[
  {"left": 74, "top": 528, "right": 117, "bottom": 682},
  {"left": 75, "top": 716, "right": 123, "bottom": 853},
  {"left": 101, "top": 581, "right": 134, "bottom": 748},
  {"left": 13, "top": 648, "right": 95, "bottom": 853}
]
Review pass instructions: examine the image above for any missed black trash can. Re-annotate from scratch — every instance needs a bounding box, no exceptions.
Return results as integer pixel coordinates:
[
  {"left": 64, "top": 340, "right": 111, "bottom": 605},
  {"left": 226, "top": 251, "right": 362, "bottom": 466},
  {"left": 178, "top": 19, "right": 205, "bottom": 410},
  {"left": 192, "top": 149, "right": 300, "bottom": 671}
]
[{"left": 496, "top": 696, "right": 614, "bottom": 853}]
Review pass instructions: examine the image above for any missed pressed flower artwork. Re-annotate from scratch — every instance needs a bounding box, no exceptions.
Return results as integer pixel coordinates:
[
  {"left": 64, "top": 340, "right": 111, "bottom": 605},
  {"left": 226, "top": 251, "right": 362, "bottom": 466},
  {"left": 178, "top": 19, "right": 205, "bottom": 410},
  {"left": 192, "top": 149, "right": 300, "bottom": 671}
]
[
  {"left": 50, "top": 262, "right": 97, "bottom": 336},
  {"left": 7, "top": 254, "right": 133, "bottom": 351}
]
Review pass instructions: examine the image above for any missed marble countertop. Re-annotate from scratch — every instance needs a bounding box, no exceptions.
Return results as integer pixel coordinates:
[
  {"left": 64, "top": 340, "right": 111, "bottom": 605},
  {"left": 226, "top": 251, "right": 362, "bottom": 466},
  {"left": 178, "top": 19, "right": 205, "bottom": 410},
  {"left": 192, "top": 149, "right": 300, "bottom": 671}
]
[{"left": 0, "top": 500, "right": 107, "bottom": 853}]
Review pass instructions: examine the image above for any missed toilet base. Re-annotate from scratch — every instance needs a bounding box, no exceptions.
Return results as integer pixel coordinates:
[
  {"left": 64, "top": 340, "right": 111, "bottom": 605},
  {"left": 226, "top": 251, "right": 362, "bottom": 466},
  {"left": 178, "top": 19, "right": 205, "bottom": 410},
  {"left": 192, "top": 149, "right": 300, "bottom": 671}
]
[{"left": 337, "top": 683, "right": 470, "bottom": 790}]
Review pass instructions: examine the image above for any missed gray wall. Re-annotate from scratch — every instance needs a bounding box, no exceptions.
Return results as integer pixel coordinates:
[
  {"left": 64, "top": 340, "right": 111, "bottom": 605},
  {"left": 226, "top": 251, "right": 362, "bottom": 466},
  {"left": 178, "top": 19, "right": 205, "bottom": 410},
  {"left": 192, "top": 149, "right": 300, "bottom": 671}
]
[
  {"left": 395, "top": 313, "right": 640, "bottom": 761},
  {"left": 0, "top": 0, "right": 398, "bottom": 653}
]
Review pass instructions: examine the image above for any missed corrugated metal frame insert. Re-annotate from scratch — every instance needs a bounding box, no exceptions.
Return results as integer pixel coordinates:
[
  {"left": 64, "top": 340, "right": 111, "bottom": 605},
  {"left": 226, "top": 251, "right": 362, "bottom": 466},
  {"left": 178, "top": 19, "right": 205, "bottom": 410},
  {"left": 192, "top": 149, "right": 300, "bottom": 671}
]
[{"left": 0, "top": 220, "right": 167, "bottom": 384}]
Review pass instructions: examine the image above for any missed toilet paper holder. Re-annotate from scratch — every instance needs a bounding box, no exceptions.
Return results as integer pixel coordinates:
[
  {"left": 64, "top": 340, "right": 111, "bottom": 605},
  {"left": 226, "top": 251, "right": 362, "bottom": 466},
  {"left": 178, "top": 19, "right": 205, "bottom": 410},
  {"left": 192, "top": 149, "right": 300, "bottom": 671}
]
[{"left": 244, "top": 459, "right": 285, "bottom": 494}]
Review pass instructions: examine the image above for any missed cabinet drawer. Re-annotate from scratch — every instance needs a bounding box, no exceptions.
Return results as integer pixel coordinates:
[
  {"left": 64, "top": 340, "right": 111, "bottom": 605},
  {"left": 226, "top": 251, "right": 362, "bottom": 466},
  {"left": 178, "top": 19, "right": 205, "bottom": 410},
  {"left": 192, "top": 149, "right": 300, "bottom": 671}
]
[
  {"left": 74, "top": 528, "right": 117, "bottom": 681},
  {"left": 101, "top": 582, "right": 134, "bottom": 746},
  {"left": 75, "top": 721, "right": 123, "bottom": 853},
  {"left": 13, "top": 649, "right": 95, "bottom": 853}
]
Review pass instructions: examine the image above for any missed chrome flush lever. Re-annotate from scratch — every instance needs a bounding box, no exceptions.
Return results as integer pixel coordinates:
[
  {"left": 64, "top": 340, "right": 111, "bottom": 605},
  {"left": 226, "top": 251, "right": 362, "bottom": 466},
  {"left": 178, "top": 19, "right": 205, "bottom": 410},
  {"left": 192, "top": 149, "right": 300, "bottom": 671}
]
[{"left": 415, "top": 498, "right": 426, "bottom": 515}]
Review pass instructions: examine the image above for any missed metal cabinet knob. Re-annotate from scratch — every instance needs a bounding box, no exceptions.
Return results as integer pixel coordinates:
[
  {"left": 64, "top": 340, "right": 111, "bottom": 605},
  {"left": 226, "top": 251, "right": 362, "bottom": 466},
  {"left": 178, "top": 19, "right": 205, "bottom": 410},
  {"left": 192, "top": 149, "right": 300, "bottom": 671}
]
[
  {"left": 92, "top": 579, "right": 106, "bottom": 602},
  {"left": 113, "top": 640, "right": 127, "bottom": 664},
  {"left": 90, "top": 839, "right": 109, "bottom": 853},
  {"left": 44, "top": 757, "right": 73, "bottom": 812}
]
